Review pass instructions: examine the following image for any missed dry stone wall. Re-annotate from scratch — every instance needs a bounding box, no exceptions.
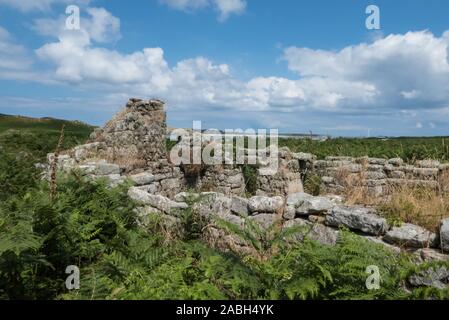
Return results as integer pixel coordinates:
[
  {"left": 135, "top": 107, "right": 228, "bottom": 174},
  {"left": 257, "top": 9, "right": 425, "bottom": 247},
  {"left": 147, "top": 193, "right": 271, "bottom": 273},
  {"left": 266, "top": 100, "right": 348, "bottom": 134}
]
[
  {"left": 88, "top": 98, "right": 167, "bottom": 173},
  {"left": 313, "top": 156, "right": 449, "bottom": 197}
]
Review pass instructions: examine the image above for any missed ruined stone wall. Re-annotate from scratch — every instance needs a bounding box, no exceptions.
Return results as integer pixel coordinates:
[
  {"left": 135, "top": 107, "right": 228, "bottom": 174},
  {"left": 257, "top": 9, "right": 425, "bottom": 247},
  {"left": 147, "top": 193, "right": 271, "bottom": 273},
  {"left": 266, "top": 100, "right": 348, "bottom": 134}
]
[
  {"left": 88, "top": 98, "right": 167, "bottom": 173},
  {"left": 256, "top": 148, "right": 312, "bottom": 197},
  {"left": 52, "top": 97, "right": 449, "bottom": 201},
  {"left": 198, "top": 165, "right": 246, "bottom": 196},
  {"left": 313, "top": 156, "right": 449, "bottom": 197}
]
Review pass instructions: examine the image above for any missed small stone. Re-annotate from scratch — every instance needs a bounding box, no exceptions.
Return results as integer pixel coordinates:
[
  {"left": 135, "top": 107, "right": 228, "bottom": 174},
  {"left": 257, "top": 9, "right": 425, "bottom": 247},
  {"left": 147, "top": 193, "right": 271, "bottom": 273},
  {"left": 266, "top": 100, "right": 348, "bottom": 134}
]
[
  {"left": 440, "top": 218, "right": 449, "bottom": 252},
  {"left": 129, "top": 172, "right": 155, "bottom": 186},
  {"left": 383, "top": 223, "right": 438, "bottom": 248},
  {"left": 94, "top": 162, "right": 120, "bottom": 175},
  {"left": 248, "top": 196, "right": 284, "bottom": 214},
  {"left": 283, "top": 219, "right": 339, "bottom": 246},
  {"left": 325, "top": 205, "right": 389, "bottom": 236},
  {"left": 231, "top": 196, "right": 250, "bottom": 217},
  {"left": 388, "top": 158, "right": 404, "bottom": 166}
]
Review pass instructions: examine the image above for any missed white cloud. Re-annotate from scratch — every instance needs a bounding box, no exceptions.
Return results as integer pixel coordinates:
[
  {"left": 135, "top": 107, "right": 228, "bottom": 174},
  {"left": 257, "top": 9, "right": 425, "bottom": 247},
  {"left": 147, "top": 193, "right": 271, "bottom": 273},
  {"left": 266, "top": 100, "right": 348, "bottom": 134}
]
[
  {"left": 215, "top": 0, "right": 246, "bottom": 21},
  {"left": 33, "top": 7, "right": 121, "bottom": 43},
  {"left": 0, "top": 26, "right": 32, "bottom": 71},
  {"left": 0, "top": 0, "right": 90, "bottom": 12},
  {"left": 159, "top": 0, "right": 246, "bottom": 21},
  {"left": 33, "top": 20, "right": 449, "bottom": 120},
  {"left": 2, "top": 5, "right": 449, "bottom": 135},
  {"left": 158, "top": 0, "right": 209, "bottom": 11},
  {"left": 283, "top": 30, "right": 449, "bottom": 112}
]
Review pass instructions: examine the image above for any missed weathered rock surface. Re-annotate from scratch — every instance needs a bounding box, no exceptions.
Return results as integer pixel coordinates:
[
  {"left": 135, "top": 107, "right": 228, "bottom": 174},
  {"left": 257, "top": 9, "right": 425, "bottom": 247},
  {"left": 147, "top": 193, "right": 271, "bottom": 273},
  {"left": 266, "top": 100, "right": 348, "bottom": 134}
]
[
  {"left": 440, "top": 218, "right": 449, "bottom": 252},
  {"left": 193, "top": 192, "right": 232, "bottom": 217},
  {"left": 414, "top": 248, "right": 449, "bottom": 263},
  {"left": 130, "top": 172, "right": 155, "bottom": 186},
  {"left": 383, "top": 224, "right": 438, "bottom": 248},
  {"left": 231, "top": 196, "right": 250, "bottom": 217},
  {"left": 408, "top": 267, "right": 449, "bottom": 290},
  {"left": 248, "top": 196, "right": 284, "bottom": 214},
  {"left": 283, "top": 192, "right": 334, "bottom": 219},
  {"left": 128, "top": 187, "right": 188, "bottom": 215},
  {"left": 325, "top": 205, "right": 389, "bottom": 236}
]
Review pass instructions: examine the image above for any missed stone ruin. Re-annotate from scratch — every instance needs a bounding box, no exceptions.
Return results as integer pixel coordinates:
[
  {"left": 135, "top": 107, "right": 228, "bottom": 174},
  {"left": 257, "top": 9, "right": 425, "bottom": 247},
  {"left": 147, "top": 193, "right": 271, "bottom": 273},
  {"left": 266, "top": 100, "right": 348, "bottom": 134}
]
[
  {"left": 315, "top": 156, "right": 449, "bottom": 198},
  {"left": 48, "top": 98, "right": 449, "bottom": 289}
]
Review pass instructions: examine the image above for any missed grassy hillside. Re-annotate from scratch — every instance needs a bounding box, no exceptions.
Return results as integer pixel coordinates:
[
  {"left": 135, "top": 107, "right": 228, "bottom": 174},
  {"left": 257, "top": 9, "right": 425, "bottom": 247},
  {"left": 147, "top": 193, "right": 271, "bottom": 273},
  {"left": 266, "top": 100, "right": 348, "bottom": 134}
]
[
  {"left": 0, "top": 114, "right": 94, "bottom": 160},
  {"left": 0, "top": 113, "right": 94, "bottom": 135}
]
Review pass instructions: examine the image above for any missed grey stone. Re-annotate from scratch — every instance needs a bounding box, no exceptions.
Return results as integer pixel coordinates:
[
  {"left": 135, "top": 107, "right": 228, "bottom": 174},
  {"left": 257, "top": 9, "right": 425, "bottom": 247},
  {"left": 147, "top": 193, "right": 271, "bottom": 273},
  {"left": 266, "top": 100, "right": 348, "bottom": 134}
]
[
  {"left": 130, "top": 172, "right": 155, "bottom": 186},
  {"left": 128, "top": 187, "right": 153, "bottom": 205},
  {"left": 415, "top": 248, "right": 449, "bottom": 262},
  {"left": 248, "top": 196, "right": 284, "bottom": 214},
  {"left": 73, "top": 142, "right": 104, "bottom": 162},
  {"left": 441, "top": 218, "right": 449, "bottom": 252},
  {"left": 325, "top": 205, "right": 389, "bottom": 236},
  {"left": 94, "top": 162, "right": 120, "bottom": 175},
  {"left": 173, "top": 192, "right": 200, "bottom": 203},
  {"left": 408, "top": 267, "right": 449, "bottom": 289},
  {"left": 128, "top": 187, "right": 187, "bottom": 215},
  {"left": 365, "top": 171, "right": 387, "bottom": 180},
  {"left": 214, "top": 213, "right": 245, "bottom": 229},
  {"left": 284, "top": 192, "right": 311, "bottom": 219},
  {"left": 416, "top": 160, "right": 440, "bottom": 168},
  {"left": 383, "top": 224, "right": 438, "bottom": 248},
  {"left": 388, "top": 158, "right": 404, "bottom": 166},
  {"left": 293, "top": 152, "right": 315, "bottom": 161},
  {"left": 193, "top": 192, "right": 232, "bottom": 217},
  {"left": 231, "top": 196, "right": 250, "bottom": 217},
  {"left": 294, "top": 194, "right": 334, "bottom": 216}
]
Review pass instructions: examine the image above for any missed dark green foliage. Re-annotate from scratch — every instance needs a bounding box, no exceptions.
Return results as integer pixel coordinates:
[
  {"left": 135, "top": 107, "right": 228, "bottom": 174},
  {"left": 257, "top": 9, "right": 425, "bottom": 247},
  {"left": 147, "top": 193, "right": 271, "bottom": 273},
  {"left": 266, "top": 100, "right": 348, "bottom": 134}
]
[
  {"left": 0, "top": 174, "right": 137, "bottom": 299},
  {"left": 1, "top": 173, "right": 448, "bottom": 300},
  {"left": 0, "top": 151, "right": 41, "bottom": 201},
  {"left": 241, "top": 164, "right": 258, "bottom": 196},
  {"left": 303, "top": 174, "right": 322, "bottom": 196},
  {"left": 279, "top": 137, "right": 449, "bottom": 162}
]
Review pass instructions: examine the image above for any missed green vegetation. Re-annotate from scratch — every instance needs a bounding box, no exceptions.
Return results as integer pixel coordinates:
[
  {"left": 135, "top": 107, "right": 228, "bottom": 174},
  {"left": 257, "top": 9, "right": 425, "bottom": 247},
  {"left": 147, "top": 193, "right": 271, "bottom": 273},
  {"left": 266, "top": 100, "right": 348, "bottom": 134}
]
[
  {"left": 1, "top": 168, "right": 448, "bottom": 299},
  {"left": 1, "top": 114, "right": 449, "bottom": 300},
  {"left": 279, "top": 136, "right": 449, "bottom": 162},
  {"left": 166, "top": 134, "right": 449, "bottom": 163},
  {"left": 0, "top": 114, "right": 93, "bottom": 160}
]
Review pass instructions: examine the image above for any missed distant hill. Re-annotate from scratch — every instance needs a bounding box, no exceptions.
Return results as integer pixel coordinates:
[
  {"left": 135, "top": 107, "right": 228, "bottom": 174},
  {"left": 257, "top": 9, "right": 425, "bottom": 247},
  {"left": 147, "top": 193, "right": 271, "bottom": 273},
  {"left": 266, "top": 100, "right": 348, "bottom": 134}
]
[
  {"left": 0, "top": 113, "right": 95, "bottom": 135},
  {"left": 0, "top": 114, "right": 95, "bottom": 160}
]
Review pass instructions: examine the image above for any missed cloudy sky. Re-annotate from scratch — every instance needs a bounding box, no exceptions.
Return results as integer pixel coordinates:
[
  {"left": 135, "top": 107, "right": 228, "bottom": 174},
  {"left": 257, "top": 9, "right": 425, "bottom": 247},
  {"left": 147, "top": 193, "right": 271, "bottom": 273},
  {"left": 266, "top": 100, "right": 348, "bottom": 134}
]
[{"left": 0, "top": 0, "right": 449, "bottom": 136}]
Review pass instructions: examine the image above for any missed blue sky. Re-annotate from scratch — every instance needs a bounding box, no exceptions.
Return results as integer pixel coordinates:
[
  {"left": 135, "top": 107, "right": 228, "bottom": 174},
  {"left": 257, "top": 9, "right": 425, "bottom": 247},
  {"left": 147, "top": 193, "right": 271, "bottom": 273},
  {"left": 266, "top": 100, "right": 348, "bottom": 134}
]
[{"left": 0, "top": 0, "right": 449, "bottom": 136}]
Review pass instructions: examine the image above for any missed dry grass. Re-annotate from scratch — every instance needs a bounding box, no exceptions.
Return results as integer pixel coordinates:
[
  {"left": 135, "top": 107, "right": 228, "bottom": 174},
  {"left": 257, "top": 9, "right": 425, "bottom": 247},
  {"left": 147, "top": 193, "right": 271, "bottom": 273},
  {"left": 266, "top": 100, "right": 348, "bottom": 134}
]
[
  {"left": 334, "top": 160, "right": 377, "bottom": 206},
  {"left": 378, "top": 185, "right": 449, "bottom": 232},
  {"left": 333, "top": 161, "right": 449, "bottom": 231}
]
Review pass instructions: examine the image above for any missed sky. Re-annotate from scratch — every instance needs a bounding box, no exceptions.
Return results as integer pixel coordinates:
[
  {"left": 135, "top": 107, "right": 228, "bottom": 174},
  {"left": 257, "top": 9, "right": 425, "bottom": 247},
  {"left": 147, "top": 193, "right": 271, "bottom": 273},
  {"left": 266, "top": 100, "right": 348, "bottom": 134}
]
[{"left": 0, "top": 0, "right": 449, "bottom": 137}]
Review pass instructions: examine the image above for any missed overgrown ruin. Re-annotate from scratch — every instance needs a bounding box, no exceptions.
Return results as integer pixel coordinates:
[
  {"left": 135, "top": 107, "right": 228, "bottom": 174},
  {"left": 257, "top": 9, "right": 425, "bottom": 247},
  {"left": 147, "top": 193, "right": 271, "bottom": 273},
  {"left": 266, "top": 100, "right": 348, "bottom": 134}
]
[{"left": 48, "top": 98, "right": 449, "bottom": 288}]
